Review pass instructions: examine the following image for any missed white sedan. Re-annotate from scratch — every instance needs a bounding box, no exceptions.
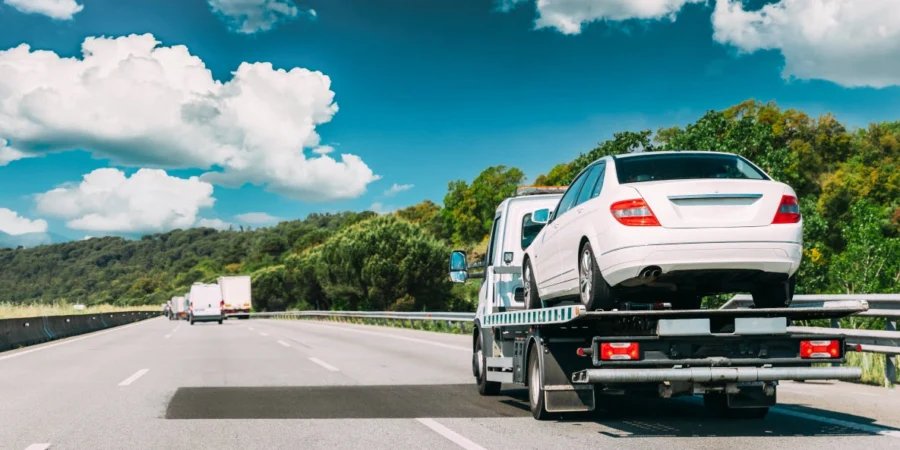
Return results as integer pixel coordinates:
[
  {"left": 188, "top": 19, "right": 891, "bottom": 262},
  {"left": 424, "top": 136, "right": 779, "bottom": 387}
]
[{"left": 522, "top": 151, "right": 802, "bottom": 311}]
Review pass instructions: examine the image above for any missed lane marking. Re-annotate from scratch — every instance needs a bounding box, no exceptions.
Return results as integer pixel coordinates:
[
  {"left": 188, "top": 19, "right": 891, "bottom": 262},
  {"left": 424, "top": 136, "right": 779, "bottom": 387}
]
[
  {"left": 259, "top": 332, "right": 269, "bottom": 337},
  {"left": 164, "top": 334, "right": 172, "bottom": 339},
  {"left": 248, "top": 327, "right": 255, "bottom": 331},
  {"left": 280, "top": 321, "right": 468, "bottom": 352},
  {"left": 24, "top": 444, "right": 51, "bottom": 450},
  {"left": 118, "top": 369, "right": 150, "bottom": 386},
  {"left": 416, "top": 418, "right": 486, "bottom": 450},
  {"left": 0, "top": 318, "right": 161, "bottom": 363},
  {"left": 771, "top": 407, "right": 900, "bottom": 439},
  {"left": 308, "top": 357, "right": 340, "bottom": 372},
  {"left": 277, "top": 340, "right": 290, "bottom": 347}
]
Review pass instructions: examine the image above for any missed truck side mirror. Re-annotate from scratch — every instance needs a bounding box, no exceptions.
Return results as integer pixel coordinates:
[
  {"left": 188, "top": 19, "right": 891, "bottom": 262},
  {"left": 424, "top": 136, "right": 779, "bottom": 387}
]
[
  {"left": 531, "top": 208, "right": 550, "bottom": 224},
  {"left": 449, "top": 250, "right": 468, "bottom": 283}
]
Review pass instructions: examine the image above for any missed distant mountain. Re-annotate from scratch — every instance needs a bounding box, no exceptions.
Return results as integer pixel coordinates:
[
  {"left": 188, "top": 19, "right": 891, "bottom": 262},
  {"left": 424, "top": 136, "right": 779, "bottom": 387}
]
[{"left": 0, "top": 231, "right": 70, "bottom": 249}]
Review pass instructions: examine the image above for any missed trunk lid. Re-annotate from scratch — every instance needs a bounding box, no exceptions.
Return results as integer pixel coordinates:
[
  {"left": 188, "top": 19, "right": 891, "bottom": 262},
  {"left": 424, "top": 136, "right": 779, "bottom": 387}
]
[{"left": 632, "top": 179, "right": 786, "bottom": 228}]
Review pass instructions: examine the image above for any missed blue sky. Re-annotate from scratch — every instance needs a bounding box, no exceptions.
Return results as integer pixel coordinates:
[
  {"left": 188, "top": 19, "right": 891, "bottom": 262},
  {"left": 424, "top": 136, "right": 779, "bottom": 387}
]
[{"left": 1, "top": 0, "right": 898, "bottom": 240}]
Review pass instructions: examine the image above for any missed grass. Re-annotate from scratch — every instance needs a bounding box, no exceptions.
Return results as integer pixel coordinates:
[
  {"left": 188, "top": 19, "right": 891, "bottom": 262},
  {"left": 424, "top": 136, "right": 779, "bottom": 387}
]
[
  {"left": 0, "top": 302, "right": 161, "bottom": 319},
  {"left": 844, "top": 351, "right": 897, "bottom": 388}
]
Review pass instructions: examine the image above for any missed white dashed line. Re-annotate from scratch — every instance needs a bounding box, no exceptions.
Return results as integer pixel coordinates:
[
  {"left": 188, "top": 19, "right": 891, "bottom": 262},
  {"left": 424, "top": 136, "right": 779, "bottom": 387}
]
[
  {"left": 277, "top": 340, "right": 290, "bottom": 347},
  {"left": 308, "top": 357, "right": 340, "bottom": 372},
  {"left": 118, "top": 369, "right": 150, "bottom": 386},
  {"left": 259, "top": 332, "right": 269, "bottom": 337},
  {"left": 288, "top": 321, "right": 468, "bottom": 352},
  {"left": 24, "top": 444, "right": 51, "bottom": 450},
  {"left": 416, "top": 418, "right": 486, "bottom": 450}
]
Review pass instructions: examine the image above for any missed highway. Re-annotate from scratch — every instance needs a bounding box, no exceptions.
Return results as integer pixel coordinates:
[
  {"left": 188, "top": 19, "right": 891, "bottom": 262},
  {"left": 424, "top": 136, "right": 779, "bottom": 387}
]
[{"left": 1, "top": 317, "right": 898, "bottom": 450}]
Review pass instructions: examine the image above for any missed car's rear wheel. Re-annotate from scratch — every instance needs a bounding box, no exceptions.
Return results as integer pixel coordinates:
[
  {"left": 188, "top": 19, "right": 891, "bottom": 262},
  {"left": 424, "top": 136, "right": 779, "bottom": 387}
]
[
  {"left": 579, "top": 244, "right": 617, "bottom": 311},
  {"left": 524, "top": 260, "right": 542, "bottom": 310},
  {"left": 751, "top": 275, "right": 795, "bottom": 308}
]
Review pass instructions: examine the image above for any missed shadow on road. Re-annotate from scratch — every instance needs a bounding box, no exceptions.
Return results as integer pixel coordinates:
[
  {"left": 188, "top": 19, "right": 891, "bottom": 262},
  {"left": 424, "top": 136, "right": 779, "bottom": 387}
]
[{"left": 165, "top": 383, "right": 896, "bottom": 438}]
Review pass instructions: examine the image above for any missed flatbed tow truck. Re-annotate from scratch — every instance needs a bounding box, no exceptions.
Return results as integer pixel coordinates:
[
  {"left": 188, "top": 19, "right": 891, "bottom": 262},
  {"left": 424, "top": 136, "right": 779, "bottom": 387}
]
[{"left": 449, "top": 186, "right": 867, "bottom": 420}]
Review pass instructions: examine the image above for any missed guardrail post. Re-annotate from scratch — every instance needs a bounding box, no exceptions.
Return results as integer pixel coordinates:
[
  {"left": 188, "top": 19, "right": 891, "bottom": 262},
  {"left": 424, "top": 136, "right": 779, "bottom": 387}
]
[{"left": 886, "top": 318, "right": 897, "bottom": 387}]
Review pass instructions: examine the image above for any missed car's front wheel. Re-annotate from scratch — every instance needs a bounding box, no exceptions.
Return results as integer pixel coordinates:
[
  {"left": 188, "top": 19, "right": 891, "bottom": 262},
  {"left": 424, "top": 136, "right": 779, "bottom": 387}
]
[
  {"left": 579, "top": 243, "right": 617, "bottom": 311},
  {"left": 751, "top": 275, "right": 795, "bottom": 308}
]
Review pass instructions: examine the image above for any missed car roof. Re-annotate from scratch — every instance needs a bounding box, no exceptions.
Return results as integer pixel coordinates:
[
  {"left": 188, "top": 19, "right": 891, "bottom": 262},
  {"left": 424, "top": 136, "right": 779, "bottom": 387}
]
[{"left": 611, "top": 150, "right": 738, "bottom": 160}]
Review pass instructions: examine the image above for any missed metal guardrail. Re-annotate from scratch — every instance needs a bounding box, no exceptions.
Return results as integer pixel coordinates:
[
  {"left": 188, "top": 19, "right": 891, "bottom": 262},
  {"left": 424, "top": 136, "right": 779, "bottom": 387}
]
[{"left": 243, "top": 294, "right": 899, "bottom": 385}]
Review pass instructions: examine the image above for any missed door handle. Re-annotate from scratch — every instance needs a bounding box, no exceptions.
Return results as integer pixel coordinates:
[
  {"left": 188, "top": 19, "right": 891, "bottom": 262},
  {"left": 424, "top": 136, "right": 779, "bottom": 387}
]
[{"left": 576, "top": 207, "right": 584, "bottom": 214}]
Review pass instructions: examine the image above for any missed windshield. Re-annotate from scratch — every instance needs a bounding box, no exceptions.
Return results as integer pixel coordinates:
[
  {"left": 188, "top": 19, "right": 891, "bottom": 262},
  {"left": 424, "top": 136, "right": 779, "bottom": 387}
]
[{"left": 614, "top": 153, "right": 769, "bottom": 184}]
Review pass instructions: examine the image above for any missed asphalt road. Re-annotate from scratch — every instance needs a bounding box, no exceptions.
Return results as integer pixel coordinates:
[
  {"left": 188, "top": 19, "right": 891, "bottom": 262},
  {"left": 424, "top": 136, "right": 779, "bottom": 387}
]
[{"left": 1, "top": 317, "right": 898, "bottom": 450}]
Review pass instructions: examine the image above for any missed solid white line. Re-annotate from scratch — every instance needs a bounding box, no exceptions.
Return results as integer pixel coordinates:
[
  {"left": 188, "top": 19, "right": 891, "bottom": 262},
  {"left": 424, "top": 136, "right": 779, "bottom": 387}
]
[
  {"left": 286, "top": 321, "right": 468, "bottom": 352},
  {"left": 308, "top": 357, "right": 340, "bottom": 372},
  {"left": 0, "top": 318, "right": 160, "bottom": 363},
  {"left": 771, "top": 407, "right": 900, "bottom": 439},
  {"left": 259, "top": 332, "right": 269, "bottom": 337},
  {"left": 416, "top": 418, "right": 486, "bottom": 450},
  {"left": 277, "top": 340, "right": 290, "bottom": 347},
  {"left": 24, "top": 444, "right": 51, "bottom": 450},
  {"left": 118, "top": 369, "right": 150, "bottom": 386}
]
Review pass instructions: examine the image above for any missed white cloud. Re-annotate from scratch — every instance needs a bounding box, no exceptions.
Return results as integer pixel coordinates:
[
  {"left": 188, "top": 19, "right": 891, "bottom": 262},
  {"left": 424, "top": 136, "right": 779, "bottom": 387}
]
[
  {"left": 713, "top": 0, "right": 900, "bottom": 88},
  {"left": 34, "top": 168, "right": 216, "bottom": 233},
  {"left": 313, "top": 145, "right": 334, "bottom": 155},
  {"left": 196, "top": 218, "right": 232, "bottom": 230},
  {"left": 3, "top": 0, "right": 83, "bottom": 20},
  {"left": 383, "top": 183, "right": 413, "bottom": 197},
  {"left": 208, "top": 0, "right": 303, "bottom": 34},
  {"left": 369, "top": 202, "right": 397, "bottom": 215},
  {"left": 234, "top": 212, "right": 280, "bottom": 225},
  {"left": 0, "top": 139, "right": 28, "bottom": 166},
  {"left": 502, "top": 0, "right": 702, "bottom": 35},
  {"left": 0, "top": 208, "right": 48, "bottom": 235},
  {"left": 0, "top": 33, "right": 380, "bottom": 201}
]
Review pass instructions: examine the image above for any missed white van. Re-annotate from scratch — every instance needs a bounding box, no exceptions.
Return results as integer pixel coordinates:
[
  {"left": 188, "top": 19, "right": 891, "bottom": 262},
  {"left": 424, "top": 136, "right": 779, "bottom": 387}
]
[{"left": 188, "top": 283, "right": 223, "bottom": 325}]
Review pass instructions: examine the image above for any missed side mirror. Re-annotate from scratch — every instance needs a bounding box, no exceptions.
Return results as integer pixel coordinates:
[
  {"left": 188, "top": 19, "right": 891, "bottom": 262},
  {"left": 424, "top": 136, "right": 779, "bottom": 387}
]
[
  {"left": 531, "top": 208, "right": 550, "bottom": 225},
  {"left": 449, "top": 250, "right": 468, "bottom": 283}
]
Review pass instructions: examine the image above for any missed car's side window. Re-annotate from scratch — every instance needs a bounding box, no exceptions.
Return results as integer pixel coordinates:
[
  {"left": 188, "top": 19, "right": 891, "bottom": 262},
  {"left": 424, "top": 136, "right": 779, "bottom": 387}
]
[
  {"left": 554, "top": 171, "right": 589, "bottom": 219},
  {"left": 486, "top": 215, "right": 502, "bottom": 266},
  {"left": 589, "top": 163, "right": 606, "bottom": 199},
  {"left": 575, "top": 164, "right": 603, "bottom": 206}
]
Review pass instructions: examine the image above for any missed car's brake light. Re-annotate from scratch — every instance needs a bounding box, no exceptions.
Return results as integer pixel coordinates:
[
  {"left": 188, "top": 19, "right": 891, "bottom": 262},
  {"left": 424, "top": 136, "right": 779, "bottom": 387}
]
[
  {"left": 800, "top": 340, "right": 840, "bottom": 359},
  {"left": 610, "top": 199, "right": 660, "bottom": 226},
  {"left": 772, "top": 195, "right": 801, "bottom": 224},
  {"left": 600, "top": 342, "right": 640, "bottom": 360}
]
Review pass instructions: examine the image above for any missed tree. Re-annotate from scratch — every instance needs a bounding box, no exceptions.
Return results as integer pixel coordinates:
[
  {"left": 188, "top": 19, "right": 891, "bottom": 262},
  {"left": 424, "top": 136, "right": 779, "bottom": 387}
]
[{"left": 441, "top": 166, "right": 524, "bottom": 245}]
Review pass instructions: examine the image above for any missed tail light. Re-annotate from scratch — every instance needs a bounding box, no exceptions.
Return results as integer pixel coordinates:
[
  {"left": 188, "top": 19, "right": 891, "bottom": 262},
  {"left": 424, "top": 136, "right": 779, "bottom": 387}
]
[
  {"left": 800, "top": 340, "right": 840, "bottom": 359},
  {"left": 610, "top": 199, "right": 660, "bottom": 226},
  {"left": 772, "top": 195, "right": 801, "bottom": 224},
  {"left": 600, "top": 342, "right": 640, "bottom": 360},
  {"left": 220, "top": 300, "right": 225, "bottom": 308}
]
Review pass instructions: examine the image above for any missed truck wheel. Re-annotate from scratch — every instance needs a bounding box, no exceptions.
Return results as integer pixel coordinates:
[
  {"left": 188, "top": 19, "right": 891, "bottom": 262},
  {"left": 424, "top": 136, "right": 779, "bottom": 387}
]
[
  {"left": 751, "top": 275, "right": 795, "bottom": 308},
  {"left": 474, "top": 334, "right": 501, "bottom": 396},
  {"left": 579, "top": 243, "right": 617, "bottom": 311},
  {"left": 528, "top": 344, "right": 551, "bottom": 420},
  {"left": 523, "top": 260, "right": 542, "bottom": 310},
  {"left": 703, "top": 393, "right": 769, "bottom": 419},
  {"left": 218, "top": 319, "right": 223, "bottom": 325}
]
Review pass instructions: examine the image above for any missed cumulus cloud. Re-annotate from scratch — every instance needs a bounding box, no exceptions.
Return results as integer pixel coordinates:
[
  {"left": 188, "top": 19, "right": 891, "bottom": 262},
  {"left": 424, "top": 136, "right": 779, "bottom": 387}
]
[
  {"left": 0, "top": 139, "right": 28, "bottom": 166},
  {"left": 501, "top": 0, "right": 702, "bottom": 34},
  {"left": 0, "top": 208, "right": 48, "bottom": 235},
  {"left": 196, "top": 218, "right": 232, "bottom": 230},
  {"left": 713, "top": 0, "right": 900, "bottom": 88},
  {"left": 234, "top": 212, "right": 280, "bottom": 225},
  {"left": 0, "top": 33, "right": 379, "bottom": 201},
  {"left": 383, "top": 183, "right": 413, "bottom": 197},
  {"left": 369, "top": 202, "right": 397, "bottom": 215},
  {"left": 3, "top": 0, "right": 83, "bottom": 20},
  {"left": 34, "top": 168, "right": 216, "bottom": 233},
  {"left": 208, "top": 0, "right": 308, "bottom": 34}
]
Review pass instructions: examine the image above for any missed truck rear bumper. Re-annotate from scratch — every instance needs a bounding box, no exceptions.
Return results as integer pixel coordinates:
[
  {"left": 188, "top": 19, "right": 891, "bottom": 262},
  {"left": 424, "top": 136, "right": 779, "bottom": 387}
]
[{"left": 571, "top": 366, "right": 861, "bottom": 384}]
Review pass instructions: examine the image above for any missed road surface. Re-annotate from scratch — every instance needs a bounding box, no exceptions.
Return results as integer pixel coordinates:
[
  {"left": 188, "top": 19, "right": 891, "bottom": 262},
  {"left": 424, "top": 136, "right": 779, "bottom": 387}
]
[{"left": 1, "top": 317, "right": 898, "bottom": 449}]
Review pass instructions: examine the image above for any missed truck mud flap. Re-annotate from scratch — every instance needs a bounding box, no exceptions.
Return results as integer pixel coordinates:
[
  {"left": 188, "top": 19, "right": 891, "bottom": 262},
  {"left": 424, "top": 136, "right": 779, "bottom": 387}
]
[{"left": 528, "top": 338, "right": 595, "bottom": 413}]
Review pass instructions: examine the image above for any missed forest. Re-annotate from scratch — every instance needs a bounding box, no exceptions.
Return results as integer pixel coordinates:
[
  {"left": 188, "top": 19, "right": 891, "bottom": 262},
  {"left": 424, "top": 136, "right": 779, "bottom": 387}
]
[{"left": 1, "top": 100, "right": 898, "bottom": 311}]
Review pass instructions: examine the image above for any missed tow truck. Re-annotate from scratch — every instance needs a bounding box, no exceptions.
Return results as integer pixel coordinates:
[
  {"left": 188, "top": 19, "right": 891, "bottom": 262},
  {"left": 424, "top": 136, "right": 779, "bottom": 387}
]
[{"left": 449, "top": 186, "right": 866, "bottom": 420}]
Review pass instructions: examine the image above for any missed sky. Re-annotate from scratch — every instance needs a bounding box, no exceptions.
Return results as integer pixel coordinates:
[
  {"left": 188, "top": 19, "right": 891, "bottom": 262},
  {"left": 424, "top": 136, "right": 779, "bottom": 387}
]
[{"left": 1, "top": 0, "right": 899, "bottom": 241}]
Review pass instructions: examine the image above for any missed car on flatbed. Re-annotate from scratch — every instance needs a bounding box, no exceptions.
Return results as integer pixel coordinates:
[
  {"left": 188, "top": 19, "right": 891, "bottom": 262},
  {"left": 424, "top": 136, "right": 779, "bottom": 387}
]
[{"left": 522, "top": 151, "right": 802, "bottom": 312}]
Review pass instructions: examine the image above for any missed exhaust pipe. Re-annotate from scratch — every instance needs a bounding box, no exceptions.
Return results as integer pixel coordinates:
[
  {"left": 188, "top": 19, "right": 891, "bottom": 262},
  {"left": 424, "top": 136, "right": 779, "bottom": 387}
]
[{"left": 639, "top": 266, "right": 662, "bottom": 279}]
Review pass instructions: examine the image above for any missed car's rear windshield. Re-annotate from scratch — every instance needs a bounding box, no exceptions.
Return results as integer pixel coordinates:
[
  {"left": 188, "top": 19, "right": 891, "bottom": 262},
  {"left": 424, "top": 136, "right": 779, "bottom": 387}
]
[{"left": 614, "top": 152, "right": 769, "bottom": 184}]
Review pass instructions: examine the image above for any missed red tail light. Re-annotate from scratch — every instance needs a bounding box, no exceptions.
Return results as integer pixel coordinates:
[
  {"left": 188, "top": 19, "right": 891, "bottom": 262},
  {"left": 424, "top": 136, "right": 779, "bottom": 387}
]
[
  {"left": 600, "top": 342, "right": 640, "bottom": 360},
  {"left": 800, "top": 340, "right": 840, "bottom": 359},
  {"left": 772, "top": 195, "right": 801, "bottom": 224},
  {"left": 220, "top": 300, "right": 224, "bottom": 308},
  {"left": 610, "top": 199, "right": 660, "bottom": 226}
]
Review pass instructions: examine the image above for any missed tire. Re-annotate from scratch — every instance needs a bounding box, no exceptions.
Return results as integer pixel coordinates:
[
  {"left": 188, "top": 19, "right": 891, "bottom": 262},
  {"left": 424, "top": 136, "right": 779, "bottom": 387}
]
[
  {"left": 523, "top": 260, "right": 542, "bottom": 310},
  {"left": 703, "top": 393, "right": 769, "bottom": 419},
  {"left": 474, "top": 333, "right": 501, "bottom": 396},
  {"left": 751, "top": 275, "right": 795, "bottom": 308},
  {"left": 218, "top": 319, "right": 223, "bottom": 325},
  {"left": 528, "top": 344, "right": 551, "bottom": 420},
  {"left": 578, "top": 243, "right": 617, "bottom": 311}
]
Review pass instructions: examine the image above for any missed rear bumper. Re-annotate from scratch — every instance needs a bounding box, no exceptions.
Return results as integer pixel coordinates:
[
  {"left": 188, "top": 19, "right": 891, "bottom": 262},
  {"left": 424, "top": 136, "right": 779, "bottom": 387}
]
[
  {"left": 191, "top": 315, "right": 222, "bottom": 322},
  {"left": 600, "top": 241, "right": 802, "bottom": 287},
  {"left": 572, "top": 366, "right": 861, "bottom": 384}
]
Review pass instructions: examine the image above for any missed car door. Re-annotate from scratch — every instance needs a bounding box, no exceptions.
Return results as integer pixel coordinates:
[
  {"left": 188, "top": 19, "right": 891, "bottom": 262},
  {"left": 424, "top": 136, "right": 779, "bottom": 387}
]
[
  {"left": 556, "top": 163, "right": 605, "bottom": 295},
  {"left": 553, "top": 164, "right": 604, "bottom": 294},
  {"left": 537, "top": 169, "right": 590, "bottom": 293}
]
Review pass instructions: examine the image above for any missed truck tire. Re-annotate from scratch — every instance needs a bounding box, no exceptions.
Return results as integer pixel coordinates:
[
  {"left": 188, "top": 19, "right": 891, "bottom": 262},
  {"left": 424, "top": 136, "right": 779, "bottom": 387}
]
[
  {"left": 751, "top": 275, "right": 795, "bottom": 309},
  {"left": 528, "top": 344, "right": 551, "bottom": 420},
  {"left": 218, "top": 319, "right": 223, "bottom": 325},
  {"left": 703, "top": 393, "right": 769, "bottom": 419},
  {"left": 474, "top": 334, "right": 501, "bottom": 396},
  {"left": 523, "top": 260, "right": 541, "bottom": 310},
  {"left": 579, "top": 243, "right": 617, "bottom": 311}
]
